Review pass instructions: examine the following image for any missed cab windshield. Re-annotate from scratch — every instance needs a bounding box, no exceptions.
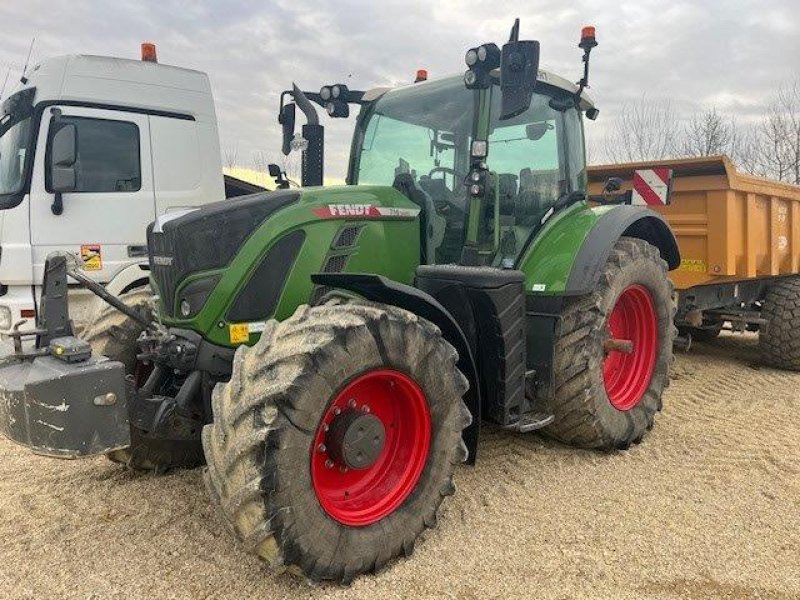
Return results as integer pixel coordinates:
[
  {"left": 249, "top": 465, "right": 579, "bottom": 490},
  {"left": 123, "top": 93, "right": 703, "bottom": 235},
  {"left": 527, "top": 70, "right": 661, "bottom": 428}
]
[
  {"left": 0, "top": 89, "right": 35, "bottom": 200},
  {"left": 0, "top": 116, "right": 31, "bottom": 195},
  {"left": 353, "top": 76, "right": 586, "bottom": 264}
]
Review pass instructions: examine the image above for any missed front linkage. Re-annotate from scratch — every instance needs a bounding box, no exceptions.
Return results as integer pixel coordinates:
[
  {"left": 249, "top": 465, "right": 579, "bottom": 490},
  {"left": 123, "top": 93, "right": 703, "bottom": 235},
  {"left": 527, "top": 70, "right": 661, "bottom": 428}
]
[{"left": 0, "top": 253, "right": 231, "bottom": 460}]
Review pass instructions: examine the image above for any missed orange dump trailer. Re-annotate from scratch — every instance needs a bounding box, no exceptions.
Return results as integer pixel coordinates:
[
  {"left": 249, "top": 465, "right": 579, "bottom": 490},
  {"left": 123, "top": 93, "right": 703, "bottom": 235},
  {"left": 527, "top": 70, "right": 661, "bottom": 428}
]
[{"left": 588, "top": 155, "right": 800, "bottom": 369}]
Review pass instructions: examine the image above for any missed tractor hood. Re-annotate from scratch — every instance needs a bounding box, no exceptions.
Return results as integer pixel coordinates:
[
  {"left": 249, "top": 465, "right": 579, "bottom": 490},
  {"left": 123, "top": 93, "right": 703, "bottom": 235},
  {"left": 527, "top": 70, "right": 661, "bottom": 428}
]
[{"left": 147, "top": 189, "right": 300, "bottom": 318}]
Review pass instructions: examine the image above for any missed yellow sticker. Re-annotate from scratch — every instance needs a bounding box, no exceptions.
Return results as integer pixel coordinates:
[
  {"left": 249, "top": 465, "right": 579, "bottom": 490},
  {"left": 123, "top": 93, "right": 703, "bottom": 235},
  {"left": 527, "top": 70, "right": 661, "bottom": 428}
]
[
  {"left": 80, "top": 244, "right": 103, "bottom": 271},
  {"left": 229, "top": 323, "right": 250, "bottom": 344},
  {"left": 679, "top": 259, "right": 707, "bottom": 273}
]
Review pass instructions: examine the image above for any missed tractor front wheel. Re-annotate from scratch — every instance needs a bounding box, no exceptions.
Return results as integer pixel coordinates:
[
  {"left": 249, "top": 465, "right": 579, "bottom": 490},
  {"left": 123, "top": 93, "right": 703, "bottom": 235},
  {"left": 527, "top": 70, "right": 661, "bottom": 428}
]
[
  {"left": 84, "top": 288, "right": 205, "bottom": 471},
  {"left": 202, "top": 301, "right": 471, "bottom": 583},
  {"left": 545, "top": 237, "right": 675, "bottom": 449}
]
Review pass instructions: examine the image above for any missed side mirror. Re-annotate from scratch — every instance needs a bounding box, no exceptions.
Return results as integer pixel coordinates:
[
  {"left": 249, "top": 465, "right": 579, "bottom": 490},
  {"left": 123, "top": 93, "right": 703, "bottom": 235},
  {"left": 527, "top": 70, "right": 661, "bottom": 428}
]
[
  {"left": 268, "top": 163, "right": 290, "bottom": 189},
  {"left": 499, "top": 20, "right": 540, "bottom": 121},
  {"left": 279, "top": 102, "right": 296, "bottom": 156},
  {"left": 525, "top": 122, "right": 551, "bottom": 141},
  {"left": 49, "top": 122, "right": 78, "bottom": 193}
]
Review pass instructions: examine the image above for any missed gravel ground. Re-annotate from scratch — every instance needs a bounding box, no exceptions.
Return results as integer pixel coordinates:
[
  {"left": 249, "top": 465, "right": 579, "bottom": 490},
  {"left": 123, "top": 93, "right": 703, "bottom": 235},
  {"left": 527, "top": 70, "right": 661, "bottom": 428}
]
[{"left": 1, "top": 333, "right": 798, "bottom": 599}]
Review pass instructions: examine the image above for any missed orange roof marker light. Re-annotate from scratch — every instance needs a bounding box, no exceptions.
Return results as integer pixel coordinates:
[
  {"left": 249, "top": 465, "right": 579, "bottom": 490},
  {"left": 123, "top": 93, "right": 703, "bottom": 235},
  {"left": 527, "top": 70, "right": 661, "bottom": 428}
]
[
  {"left": 141, "top": 42, "right": 158, "bottom": 63},
  {"left": 415, "top": 69, "right": 428, "bottom": 83},
  {"left": 580, "top": 26, "right": 597, "bottom": 49}
]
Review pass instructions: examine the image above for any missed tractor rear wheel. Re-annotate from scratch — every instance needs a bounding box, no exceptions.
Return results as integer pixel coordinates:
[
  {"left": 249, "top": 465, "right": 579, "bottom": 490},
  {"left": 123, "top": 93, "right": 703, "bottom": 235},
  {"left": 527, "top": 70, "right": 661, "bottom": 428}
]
[
  {"left": 84, "top": 288, "right": 205, "bottom": 471},
  {"left": 758, "top": 277, "right": 800, "bottom": 371},
  {"left": 544, "top": 237, "right": 675, "bottom": 449},
  {"left": 202, "top": 301, "right": 470, "bottom": 583}
]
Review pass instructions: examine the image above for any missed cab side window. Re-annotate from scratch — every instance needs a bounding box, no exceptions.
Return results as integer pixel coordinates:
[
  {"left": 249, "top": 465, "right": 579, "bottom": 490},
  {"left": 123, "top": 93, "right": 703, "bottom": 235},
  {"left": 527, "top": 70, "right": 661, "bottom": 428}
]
[{"left": 47, "top": 116, "right": 141, "bottom": 193}]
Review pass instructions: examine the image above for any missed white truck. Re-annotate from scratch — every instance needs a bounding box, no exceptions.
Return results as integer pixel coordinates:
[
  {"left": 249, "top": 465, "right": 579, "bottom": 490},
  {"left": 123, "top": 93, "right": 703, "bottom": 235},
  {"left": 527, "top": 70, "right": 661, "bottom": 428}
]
[{"left": 0, "top": 48, "right": 257, "bottom": 333}]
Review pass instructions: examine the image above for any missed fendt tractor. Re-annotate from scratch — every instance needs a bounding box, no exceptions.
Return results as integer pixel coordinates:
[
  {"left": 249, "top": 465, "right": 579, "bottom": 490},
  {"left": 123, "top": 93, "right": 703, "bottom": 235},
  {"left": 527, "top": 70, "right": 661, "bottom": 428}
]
[{"left": 0, "top": 22, "right": 679, "bottom": 582}]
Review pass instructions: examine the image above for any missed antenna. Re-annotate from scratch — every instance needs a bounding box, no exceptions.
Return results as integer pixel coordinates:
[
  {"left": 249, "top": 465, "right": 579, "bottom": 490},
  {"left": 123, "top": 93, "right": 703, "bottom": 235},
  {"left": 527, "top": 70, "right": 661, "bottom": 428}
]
[
  {"left": 20, "top": 37, "right": 35, "bottom": 84},
  {"left": 508, "top": 18, "right": 520, "bottom": 42},
  {"left": 0, "top": 67, "right": 10, "bottom": 100}
]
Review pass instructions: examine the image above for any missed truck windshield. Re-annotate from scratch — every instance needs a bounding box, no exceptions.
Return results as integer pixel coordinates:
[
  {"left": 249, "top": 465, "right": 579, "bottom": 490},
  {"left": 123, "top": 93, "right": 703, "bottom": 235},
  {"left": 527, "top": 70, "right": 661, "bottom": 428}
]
[{"left": 0, "top": 115, "right": 31, "bottom": 195}]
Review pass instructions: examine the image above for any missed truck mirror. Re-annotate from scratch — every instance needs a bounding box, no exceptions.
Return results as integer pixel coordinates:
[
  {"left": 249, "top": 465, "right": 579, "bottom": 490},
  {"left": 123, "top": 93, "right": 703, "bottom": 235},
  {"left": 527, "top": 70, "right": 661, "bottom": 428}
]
[
  {"left": 49, "top": 122, "right": 78, "bottom": 193},
  {"left": 279, "top": 102, "right": 296, "bottom": 156}
]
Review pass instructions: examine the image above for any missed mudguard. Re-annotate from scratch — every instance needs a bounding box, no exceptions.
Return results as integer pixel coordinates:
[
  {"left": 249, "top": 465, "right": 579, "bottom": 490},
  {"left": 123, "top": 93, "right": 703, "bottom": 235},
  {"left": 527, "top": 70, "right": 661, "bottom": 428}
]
[
  {"left": 311, "top": 272, "right": 481, "bottom": 464},
  {"left": 518, "top": 203, "right": 680, "bottom": 296}
]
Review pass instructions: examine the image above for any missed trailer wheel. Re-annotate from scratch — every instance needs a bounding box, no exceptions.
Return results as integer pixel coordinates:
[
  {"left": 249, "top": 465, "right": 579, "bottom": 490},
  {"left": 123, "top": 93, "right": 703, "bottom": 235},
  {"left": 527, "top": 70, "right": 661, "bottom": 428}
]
[
  {"left": 202, "top": 301, "right": 470, "bottom": 583},
  {"left": 758, "top": 277, "right": 800, "bottom": 371},
  {"left": 545, "top": 237, "right": 675, "bottom": 449},
  {"left": 84, "top": 288, "right": 205, "bottom": 471}
]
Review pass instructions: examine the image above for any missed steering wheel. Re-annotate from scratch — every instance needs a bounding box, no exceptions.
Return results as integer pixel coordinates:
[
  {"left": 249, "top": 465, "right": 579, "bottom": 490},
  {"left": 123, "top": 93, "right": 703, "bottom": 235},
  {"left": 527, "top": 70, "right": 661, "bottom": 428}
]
[{"left": 425, "top": 167, "right": 467, "bottom": 215}]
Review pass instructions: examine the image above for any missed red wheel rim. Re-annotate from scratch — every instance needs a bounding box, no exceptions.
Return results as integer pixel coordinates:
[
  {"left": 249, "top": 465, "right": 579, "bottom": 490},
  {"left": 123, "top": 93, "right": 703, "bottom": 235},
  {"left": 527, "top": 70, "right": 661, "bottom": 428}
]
[
  {"left": 310, "top": 369, "right": 431, "bottom": 527},
  {"left": 602, "top": 284, "right": 658, "bottom": 411}
]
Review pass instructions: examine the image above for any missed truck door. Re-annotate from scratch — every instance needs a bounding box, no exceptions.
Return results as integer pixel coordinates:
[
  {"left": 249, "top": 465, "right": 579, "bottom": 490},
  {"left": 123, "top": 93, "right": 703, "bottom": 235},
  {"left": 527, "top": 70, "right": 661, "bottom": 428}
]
[{"left": 28, "top": 106, "right": 156, "bottom": 283}]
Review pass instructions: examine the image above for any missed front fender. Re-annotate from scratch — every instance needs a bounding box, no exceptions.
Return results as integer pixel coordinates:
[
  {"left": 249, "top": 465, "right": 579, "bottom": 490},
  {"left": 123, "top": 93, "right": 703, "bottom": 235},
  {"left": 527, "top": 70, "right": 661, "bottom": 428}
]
[
  {"left": 517, "top": 203, "right": 680, "bottom": 296},
  {"left": 311, "top": 272, "right": 481, "bottom": 464}
]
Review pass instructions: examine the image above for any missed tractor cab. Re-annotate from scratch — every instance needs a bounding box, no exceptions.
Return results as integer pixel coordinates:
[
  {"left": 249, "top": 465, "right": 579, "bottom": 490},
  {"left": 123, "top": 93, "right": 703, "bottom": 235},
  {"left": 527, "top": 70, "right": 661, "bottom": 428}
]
[{"left": 348, "top": 72, "right": 590, "bottom": 267}]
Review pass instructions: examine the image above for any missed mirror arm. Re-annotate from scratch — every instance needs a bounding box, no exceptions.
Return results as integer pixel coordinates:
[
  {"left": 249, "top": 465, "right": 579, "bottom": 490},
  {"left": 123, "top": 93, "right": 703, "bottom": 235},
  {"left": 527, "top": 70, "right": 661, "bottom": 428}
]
[{"left": 51, "top": 192, "right": 63, "bottom": 216}]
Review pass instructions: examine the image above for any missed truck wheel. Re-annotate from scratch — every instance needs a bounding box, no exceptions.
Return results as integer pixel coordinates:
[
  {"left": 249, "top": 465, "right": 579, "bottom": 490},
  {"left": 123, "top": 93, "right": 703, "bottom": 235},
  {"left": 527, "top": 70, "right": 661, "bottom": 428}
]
[
  {"left": 545, "top": 237, "right": 675, "bottom": 450},
  {"left": 202, "top": 302, "right": 470, "bottom": 583},
  {"left": 84, "top": 288, "right": 205, "bottom": 471},
  {"left": 758, "top": 277, "right": 800, "bottom": 371}
]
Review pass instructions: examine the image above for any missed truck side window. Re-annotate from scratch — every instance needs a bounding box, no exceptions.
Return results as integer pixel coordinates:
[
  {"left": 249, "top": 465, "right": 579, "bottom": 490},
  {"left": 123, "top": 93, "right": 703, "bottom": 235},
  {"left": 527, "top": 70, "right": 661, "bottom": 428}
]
[{"left": 48, "top": 116, "right": 141, "bottom": 193}]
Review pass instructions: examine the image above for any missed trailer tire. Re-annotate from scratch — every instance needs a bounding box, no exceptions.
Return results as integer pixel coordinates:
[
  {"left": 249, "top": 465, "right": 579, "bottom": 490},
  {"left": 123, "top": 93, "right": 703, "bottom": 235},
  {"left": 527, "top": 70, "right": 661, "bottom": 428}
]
[
  {"left": 84, "top": 288, "right": 206, "bottom": 471},
  {"left": 758, "top": 277, "right": 800, "bottom": 371},
  {"left": 544, "top": 237, "right": 675, "bottom": 450},
  {"left": 202, "top": 301, "right": 470, "bottom": 583}
]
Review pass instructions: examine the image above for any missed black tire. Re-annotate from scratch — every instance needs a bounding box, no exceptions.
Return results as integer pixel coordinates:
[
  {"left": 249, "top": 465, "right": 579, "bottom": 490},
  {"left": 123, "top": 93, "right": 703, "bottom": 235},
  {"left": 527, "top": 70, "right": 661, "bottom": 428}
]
[
  {"left": 83, "top": 288, "right": 153, "bottom": 373},
  {"left": 758, "top": 277, "right": 800, "bottom": 371},
  {"left": 85, "top": 288, "right": 205, "bottom": 471},
  {"left": 544, "top": 237, "right": 675, "bottom": 449},
  {"left": 202, "top": 301, "right": 470, "bottom": 583}
]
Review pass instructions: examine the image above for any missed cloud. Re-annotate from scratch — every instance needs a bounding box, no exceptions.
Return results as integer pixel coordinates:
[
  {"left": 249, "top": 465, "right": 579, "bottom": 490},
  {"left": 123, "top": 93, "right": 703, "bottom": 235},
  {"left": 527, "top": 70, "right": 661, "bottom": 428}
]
[{"left": 1, "top": 0, "right": 797, "bottom": 177}]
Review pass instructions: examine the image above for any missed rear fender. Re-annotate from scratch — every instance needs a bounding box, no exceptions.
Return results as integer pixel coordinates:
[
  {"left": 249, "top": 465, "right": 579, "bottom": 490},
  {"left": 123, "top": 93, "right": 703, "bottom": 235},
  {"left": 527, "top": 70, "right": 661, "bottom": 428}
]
[{"left": 312, "top": 272, "right": 481, "bottom": 464}]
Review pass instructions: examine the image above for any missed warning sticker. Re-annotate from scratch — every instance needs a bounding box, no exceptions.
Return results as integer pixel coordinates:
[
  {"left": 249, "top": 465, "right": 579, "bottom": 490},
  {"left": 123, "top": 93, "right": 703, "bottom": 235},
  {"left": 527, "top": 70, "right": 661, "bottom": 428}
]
[
  {"left": 679, "top": 259, "right": 707, "bottom": 273},
  {"left": 80, "top": 244, "right": 103, "bottom": 271},
  {"left": 229, "top": 323, "right": 250, "bottom": 345}
]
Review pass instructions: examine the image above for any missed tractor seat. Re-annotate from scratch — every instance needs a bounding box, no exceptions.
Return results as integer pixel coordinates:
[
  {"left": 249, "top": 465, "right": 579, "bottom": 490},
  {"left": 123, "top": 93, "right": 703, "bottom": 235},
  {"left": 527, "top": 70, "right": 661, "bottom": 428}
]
[{"left": 393, "top": 173, "right": 445, "bottom": 262}]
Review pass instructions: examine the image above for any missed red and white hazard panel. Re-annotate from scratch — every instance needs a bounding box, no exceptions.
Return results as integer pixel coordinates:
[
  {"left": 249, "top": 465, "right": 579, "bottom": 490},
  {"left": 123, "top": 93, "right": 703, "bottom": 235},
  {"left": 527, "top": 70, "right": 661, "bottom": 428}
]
[{"left": 632, "top": 168, "right": 673, "bottom": 206}]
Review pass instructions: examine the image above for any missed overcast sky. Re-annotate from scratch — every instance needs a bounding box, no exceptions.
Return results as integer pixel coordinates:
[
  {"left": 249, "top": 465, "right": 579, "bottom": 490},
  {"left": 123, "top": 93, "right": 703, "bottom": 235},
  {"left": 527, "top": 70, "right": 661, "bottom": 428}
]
[{"left": 1, "top": 0, "right": 798, "bottom": 179}]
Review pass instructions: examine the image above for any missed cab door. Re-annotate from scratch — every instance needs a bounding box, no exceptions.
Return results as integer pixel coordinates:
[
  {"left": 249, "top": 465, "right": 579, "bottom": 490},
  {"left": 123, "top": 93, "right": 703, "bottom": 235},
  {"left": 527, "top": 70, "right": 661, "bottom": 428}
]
[{"left": 28, "top": 106, "right": 156, "bottom": 283}]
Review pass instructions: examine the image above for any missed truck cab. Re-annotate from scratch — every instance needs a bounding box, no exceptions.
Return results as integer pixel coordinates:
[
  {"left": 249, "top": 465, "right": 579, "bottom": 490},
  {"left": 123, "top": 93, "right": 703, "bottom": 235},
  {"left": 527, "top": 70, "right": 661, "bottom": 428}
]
[{"left": 0, "top": 52, "right": 226, "bottom": 332}]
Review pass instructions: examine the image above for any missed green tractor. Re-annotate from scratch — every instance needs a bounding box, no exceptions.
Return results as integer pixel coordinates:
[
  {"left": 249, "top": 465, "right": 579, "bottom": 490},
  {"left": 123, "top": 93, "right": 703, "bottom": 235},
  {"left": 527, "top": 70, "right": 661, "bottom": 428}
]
[{"left": 0, "top": 22, "right": 678, "bottom": 582}]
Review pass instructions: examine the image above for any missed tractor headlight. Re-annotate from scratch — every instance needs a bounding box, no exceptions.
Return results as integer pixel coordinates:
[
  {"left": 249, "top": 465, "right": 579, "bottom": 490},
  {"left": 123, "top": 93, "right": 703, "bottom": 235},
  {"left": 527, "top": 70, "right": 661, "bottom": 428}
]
[
  {"left": 465, "top": 48, "right": 478, "bottom": 67},
  {"left": 176, "top": 275, "right": 220, "bottom": 319},
  {"left": 0, "top": 305, "right": 11, "bottom": 330},
  {"left": 320, "top": 86, "right": 332, "bottom": 101},
  {"left": 326, "top": 102, "right": 337, "bottom": 116},
  {"left": 331, "top": 85, "right": 341, "bottom": 99},
  {"left": 477, "top": 45, "right": 488, "bottom": 62},
  {"left": 464, "top": 70, "right": 478, "bottom": 86}
]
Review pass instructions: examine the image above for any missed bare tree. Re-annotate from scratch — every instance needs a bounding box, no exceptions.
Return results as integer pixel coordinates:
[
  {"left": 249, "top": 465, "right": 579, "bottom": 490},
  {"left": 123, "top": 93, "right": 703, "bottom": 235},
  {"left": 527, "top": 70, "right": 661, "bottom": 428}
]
[
  {"left": 251, "top": 150, "right": 271, "bottom": 173},
  {"left": 678, "top": 107, "right": 738, "bottom": 158},
  {"left": 738, "top": 80, "right": 800, "bottom": 183},
  {"left": 223, "top": 144, "right": 239, "bottom": 169},
  {"left": 603, "top": 96, "right": 678, "bottom": 163}
]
